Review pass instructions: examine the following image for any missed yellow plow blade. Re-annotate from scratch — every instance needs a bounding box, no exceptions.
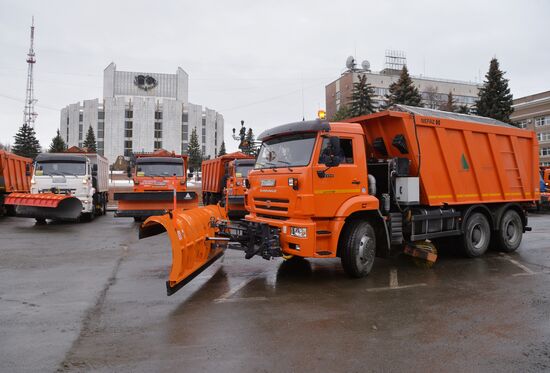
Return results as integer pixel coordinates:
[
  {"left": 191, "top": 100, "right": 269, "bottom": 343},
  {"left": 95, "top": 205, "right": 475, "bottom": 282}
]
[{"left": 139, "top": 204, "right": 228, "bottom": 295}]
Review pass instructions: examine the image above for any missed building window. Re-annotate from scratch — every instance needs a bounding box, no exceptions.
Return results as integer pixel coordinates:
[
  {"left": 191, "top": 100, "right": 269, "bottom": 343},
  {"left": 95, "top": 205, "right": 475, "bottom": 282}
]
[
  {"left": 515, "top": 120, "right": 528, "bottom": 129},
  {"left": 154, "top": 122, "right": 162, "bottom": 139},
  {"left": 125, "top": 110, "right": 133, "bottom": 119},
  {"left": 78, "top": 123, "right": 83, "bottom": 141},
  {"left": 125, "top": 121, "right": 133, "bottom": 138},
  {"left": 97, "top": 121, "right": 105, "bottom": 139},
  {"left": 541, "top": 161, "right": 550, "bottom": 166},
  {"left": 535, "top": 116, "right": 550, "bottom": 127},
  {"left": 154, "top": 141, "right": 162, "bottom": 150},
  {"left": 202, "top": 117, "right": 206, "bottom": 127},
  {"left": 98, "top": 111, "right": 105, "bottom": 120},
  {"left": 202, "top": 127, "right": 206, "bottom": 144},
  {"left": 540, "top": 147, "right": 550, "bottom": 157},
  {"left": 155, "top": 111, "right": 162, "bottom": 120},
  {"left": 202, "top": 145, "right": 206, "bottom": 154},
  {"left": 124, "top": 140, "right": 133, "bottom": 157},
  {"left": 79, "top": 112, "right": 83, "bottom": 122},
  {"left": 181, "top": 143, "right": 188, "bottom": 153},
  {"left": 537, "top": 132, "right": 550, "bottom": 142},
  {"left": 97, "top": 141, "right": 104, "bottom": 156},
  {"left": 182, "top": 124, "right": 188, "bottom": 141},
  {"left": 182, "top": 112, "right": 188, "bottom": 123}
]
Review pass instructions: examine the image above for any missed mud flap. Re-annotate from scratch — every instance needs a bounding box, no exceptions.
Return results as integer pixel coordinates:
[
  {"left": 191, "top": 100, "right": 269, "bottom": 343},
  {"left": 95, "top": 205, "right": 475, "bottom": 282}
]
[
  {"left": 5, "top": 193, "right": 83, "bottom": 220},
  {"left": 139, "top": 204, "right": 229, "bottom": 295}
]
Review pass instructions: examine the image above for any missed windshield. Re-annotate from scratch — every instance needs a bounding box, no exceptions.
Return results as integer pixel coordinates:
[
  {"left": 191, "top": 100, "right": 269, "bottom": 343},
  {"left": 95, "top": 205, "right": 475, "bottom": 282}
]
[
  {"left": 137, "top": 162, "right": 184, "bottom": 177},
  {"left": 255, "top": 133, "right": 317, "bottom": 169},
  {"left": 36, "top": 161, "right": 86, "bottom": 176},
  {"left": 235, "top": 165, "right": 254, "bottom": 177}
]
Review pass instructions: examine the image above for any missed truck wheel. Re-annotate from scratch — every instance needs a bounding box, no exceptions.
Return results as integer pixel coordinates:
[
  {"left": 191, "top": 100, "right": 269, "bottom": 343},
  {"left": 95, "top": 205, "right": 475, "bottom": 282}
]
[
  {"left": 461, "top": 212, "right": 490, "bottom": 257},
  {"left": 340, "top": 221, "right": 376, "bottom": 278},
  {"left": 496, "top": 209, "right": 523, "bottom": 252}
]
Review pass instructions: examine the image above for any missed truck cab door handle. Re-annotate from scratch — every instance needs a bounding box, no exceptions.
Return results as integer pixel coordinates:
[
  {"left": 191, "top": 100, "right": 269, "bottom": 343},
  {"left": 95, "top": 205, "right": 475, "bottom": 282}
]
[{"left": 351, "top": 180, "right": 360, "bottom": 185}]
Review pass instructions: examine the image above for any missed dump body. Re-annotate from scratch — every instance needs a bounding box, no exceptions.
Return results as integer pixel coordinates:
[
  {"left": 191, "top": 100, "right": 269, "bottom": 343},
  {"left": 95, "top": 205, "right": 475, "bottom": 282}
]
[
  {"left": 0, "top": 151, "right": 32, "bottom": 215},
  {"left": 352, "top": 108, "right": 539, "bottom": 206},
  {"left": 0, "top": 151, "right": 32, "bottom": 195},
  {"left": 201, "top": 152, "right": 254, "bottom": 194},
  {"left": 114, "top": 150, "right": 198, "bottom": 219}
]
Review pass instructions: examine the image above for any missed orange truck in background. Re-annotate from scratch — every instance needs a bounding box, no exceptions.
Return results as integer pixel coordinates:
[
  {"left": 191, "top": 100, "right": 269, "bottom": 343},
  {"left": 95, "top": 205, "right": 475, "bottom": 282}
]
[
  {"left": 224, "top": 158, "right": 255, "bottom": 219},
  {"left": 0, "top": 150, "right": 32, "bottom": 216},
  {"left": 140, "top": 106, "right": 539, "bottom": 295},
  {"left": 114, "top": 149, "right": 198, "bottom": 221},
  {"left": 201, "top": 152, "right": 254, "bottom": 207}
]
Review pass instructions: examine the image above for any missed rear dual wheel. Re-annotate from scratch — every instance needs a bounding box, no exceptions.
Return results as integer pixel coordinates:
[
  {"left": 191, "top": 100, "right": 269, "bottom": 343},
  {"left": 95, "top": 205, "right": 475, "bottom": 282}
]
[
  {"left": 496, "top": 209, "right": 523, "bottom": 253},
  {"left": 461, "top": 212, "right": 491, "bottom": 258}
]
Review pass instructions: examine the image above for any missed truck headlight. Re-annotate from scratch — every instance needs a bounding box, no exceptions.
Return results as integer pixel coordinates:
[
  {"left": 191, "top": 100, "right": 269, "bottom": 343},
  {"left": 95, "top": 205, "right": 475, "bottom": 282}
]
[
  {"left": 82, "top": 177, "right": 88, "bottom": 184},
  {"left": 288, "top": 177, "right": 298, "bottom": 190},
  {"left": 290, "top": 227, "right": 307, "bottom": 238}
]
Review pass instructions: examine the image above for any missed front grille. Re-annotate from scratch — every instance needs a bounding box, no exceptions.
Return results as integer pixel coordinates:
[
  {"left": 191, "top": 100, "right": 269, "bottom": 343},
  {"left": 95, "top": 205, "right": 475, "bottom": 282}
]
[{"left": 253, "top": 197, "right": 289, "bottom": 213}]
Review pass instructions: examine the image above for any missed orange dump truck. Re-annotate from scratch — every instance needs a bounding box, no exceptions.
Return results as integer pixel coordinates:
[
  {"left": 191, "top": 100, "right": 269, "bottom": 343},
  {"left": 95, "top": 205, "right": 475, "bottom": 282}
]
[
  {"left": 0, "top": 150, "right": 32, "bottom": 215},
  {"left": 114, "top": 150, "right": 198, "bottom": 221},
  {"left": 201, "top": 152, "right": 254, "bottom": 206},
  {"left": 140, "top": 106, "right": 539, "bottom": 295}
]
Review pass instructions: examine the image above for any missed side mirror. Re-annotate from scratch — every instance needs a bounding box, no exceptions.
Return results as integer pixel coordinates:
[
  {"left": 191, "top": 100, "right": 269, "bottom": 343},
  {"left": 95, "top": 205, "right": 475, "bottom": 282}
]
[
  {"left": 126, "top": 166, "right": 132, "bottom": 178},
  {"left": 321, "top": 136, "right": 342, "bottom": 167},
  {"left": 92, "top": 164, "right": 98, "bottom": 176}
]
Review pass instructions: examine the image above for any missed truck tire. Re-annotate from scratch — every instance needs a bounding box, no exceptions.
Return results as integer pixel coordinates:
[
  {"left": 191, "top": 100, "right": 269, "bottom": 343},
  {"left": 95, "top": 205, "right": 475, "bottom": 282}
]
[
  {"left": 340, "top": 220, "right": 376, "bottom": 278},
  {"left": 461, "top": 212, "right": 490, "bottom": 257},
  {"left": 496, "top": 209, "right": 523, "bottom": 252}
]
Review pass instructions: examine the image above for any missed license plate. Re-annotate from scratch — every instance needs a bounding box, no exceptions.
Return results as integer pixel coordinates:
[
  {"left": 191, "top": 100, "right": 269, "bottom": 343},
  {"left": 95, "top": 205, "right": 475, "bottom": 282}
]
[{"left": 260, "top": 179, "right": 276, "bottom": 187}]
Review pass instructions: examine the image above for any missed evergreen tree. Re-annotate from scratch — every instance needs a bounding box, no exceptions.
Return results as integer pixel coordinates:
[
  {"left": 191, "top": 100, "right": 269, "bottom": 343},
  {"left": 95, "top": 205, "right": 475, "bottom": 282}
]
[
  {"left": 456, "top": 105, "right": 470, "bottom": 114},
  {"left": 49, "top": 129, "right": 67, "bottom": 153},
  {"left": 12, "top": 123, "right": 41, "bottom": 159},
  {"left": 187, "top": 128, "right": 202, "bottom": 172},
  {"left": 440, "top": 91, "right": 457, "bottom": 112},
  {"left": 218, "top": 141, "right": 227, "bottom": 156},
  {"left": 384, "top": 65, "right": 423, "bottom": 108},
  {"left": 349, "top": 74, "right": 376, "bottom": 117},
  {"left": 83, "top": 126, "right": 97, "bottom": 152},
  {"left": 475, "top": 58, "right": 514, "bottom": 123},
  {"left": 331, "top": 105, "right": 352, "bottom": 121},
  {"left": 244, "top": 128, "right": 255, "bottom": 155}
]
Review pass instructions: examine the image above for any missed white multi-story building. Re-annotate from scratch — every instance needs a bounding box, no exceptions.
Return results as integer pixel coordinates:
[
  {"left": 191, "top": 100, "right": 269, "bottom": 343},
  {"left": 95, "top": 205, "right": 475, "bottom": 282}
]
[{"left": 60, "top": 63, "right": 224, "bottom": 164}]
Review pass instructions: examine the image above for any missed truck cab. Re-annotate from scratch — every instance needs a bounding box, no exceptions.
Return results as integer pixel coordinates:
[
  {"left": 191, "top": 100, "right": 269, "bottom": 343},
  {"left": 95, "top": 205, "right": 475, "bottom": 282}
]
[
  {"left": 33, "top": 153, "right": 102, "bottom": 217},
  {"left": 115, "top": 150, "right": 198, "bottom": 220},
  {"left": 132, "top": 156, "right": 187, "bottom": 193},
  {"left": 245, "top": 119, "right": 378, "bottom": 260}
]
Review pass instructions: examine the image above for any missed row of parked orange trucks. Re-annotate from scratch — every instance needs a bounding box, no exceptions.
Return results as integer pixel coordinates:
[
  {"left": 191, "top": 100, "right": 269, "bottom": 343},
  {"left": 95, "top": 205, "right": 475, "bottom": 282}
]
[{"left": 1, "top": 106, "right": 545, "bottom": 296}]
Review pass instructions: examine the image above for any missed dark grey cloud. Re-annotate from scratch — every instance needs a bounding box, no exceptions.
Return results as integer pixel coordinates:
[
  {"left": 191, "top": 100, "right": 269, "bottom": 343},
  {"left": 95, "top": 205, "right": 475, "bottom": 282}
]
[{"left": 1, "top": 0, "right": 548, "bottom": 150}]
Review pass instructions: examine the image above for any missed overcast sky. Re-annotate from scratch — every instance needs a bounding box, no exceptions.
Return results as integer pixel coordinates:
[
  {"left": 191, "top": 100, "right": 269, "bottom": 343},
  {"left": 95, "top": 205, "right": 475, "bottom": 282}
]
[{"left": 1, "top": 0, "right": 549, "bottom": 152}]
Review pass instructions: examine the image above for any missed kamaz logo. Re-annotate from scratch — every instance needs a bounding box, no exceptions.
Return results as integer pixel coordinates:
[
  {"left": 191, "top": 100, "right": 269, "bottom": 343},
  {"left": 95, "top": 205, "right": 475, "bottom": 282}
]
[{"left": 259, "top": 189, "right": 277, "bottom": 193}]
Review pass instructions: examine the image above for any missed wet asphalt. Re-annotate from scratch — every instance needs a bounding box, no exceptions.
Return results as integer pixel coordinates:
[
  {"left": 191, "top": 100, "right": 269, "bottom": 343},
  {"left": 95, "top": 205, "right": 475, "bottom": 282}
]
[{"left": 0, "top": 212, "right": 549, "bottom": 372}]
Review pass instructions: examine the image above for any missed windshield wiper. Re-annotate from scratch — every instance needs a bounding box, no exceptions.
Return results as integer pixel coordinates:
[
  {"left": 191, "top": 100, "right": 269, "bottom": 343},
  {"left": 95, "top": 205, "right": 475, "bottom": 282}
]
[{"left": 277, "top": 161, "right": 293, "bottom": 172}]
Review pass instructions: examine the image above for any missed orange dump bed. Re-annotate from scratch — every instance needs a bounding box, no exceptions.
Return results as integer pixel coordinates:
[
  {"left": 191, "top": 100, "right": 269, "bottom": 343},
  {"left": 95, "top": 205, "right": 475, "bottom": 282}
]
[
  {"left": 201, "top": 152, "right": 254, "bottom": 193},
  {"left": 0, "top": 150, "right": 32, "bottom": 194},
  {"left": 353, "top": 107, "right": 539, "bottom": 206}
]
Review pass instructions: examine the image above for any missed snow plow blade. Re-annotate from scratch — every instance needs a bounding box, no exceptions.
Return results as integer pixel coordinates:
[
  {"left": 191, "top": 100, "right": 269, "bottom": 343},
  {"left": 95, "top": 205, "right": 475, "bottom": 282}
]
[
  {"left": 139, "top": 204, "right": 228, "bottom": 295},
  {"left": 114, "top": 191, "right": 199, "bottom": 218},
  {"left": 5, "top": 192, "right": 83, "bottom": 220}
]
